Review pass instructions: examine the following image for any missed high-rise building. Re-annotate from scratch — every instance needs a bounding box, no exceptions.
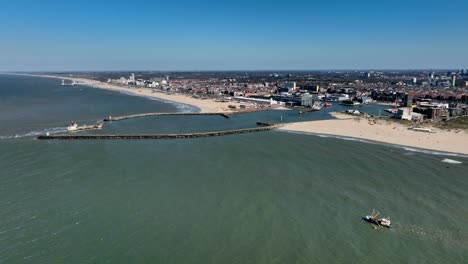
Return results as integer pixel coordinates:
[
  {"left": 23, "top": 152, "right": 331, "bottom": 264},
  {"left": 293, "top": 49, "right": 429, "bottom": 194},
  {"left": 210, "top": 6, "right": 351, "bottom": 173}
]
[
  {"left": 451, "top": 75, "right": 456, "bottom": 87},
  {"left": 301, "top": 93, "right": 314, "bottom": 107},
  {"left": 402, "top": 94, "right": 413, "bottom": 107},
  {"left": 284, "top": 82, "right": 296, "bottom": 91},
  {"left": 413, "top": 78, "right": 417, "bottom": 84},
  {"left": 303, "top": 85, "right": 320, "bottom": 93}
]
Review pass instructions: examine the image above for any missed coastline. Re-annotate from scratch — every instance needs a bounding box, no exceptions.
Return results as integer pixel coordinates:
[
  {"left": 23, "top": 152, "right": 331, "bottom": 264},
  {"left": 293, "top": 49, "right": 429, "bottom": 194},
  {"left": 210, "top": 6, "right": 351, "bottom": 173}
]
[
  {"left": 0, "top": 73, "right": 246, "bottom": 113},
  {"left": 2, "top": 73, "right": 467, "bottom": 155},
  {"left": 279, "top": 112, "right": 468, "bottom": 155}
]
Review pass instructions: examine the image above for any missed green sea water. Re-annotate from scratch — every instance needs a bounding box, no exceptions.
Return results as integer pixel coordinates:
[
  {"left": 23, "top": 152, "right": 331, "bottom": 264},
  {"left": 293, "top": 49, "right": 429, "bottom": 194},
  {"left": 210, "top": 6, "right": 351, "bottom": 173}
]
[{"left": 1, "top": 75, "right": 468, "bottom": 263}]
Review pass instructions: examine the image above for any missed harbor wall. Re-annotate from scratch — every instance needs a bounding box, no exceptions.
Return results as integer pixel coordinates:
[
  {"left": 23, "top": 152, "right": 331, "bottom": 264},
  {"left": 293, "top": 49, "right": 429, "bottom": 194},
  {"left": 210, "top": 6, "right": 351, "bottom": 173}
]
[
  {"left": 103, "top": 112, "right": 230, "bottom": 121},
  {"left": 37, "top": 124, "right": 280, "bottom": 140}
]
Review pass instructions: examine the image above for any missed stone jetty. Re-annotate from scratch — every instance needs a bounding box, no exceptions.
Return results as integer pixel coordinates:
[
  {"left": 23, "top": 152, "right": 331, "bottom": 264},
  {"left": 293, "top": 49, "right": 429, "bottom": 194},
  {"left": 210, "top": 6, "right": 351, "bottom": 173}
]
[
  {"left": 103, "top": 112, "right": 230, "bottom": 121},
  {"left": 37, "top": 124, "right": 280, "bottom": 140}
]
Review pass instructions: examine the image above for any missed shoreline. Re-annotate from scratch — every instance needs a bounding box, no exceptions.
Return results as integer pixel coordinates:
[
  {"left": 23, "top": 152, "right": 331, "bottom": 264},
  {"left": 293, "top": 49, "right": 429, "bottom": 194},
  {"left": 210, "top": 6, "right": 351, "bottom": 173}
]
[
  {"left": 282, "top": 129, "right": 468, "bottom": 157},
  {"left": 0, "top": 73, "right": 251, "bottom": 113},
  {"left": 2, "top": 73, "right": 467, "bottom": 155},
  {"left": 279, "top": 112, "right": 468, "bottom": 155}
]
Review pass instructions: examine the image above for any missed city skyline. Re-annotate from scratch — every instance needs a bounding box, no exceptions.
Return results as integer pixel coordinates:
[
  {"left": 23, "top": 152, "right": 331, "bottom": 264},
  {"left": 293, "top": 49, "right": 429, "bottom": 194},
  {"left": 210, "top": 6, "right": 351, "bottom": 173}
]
[{"left": 1, "top": 0, "right": 468, "bottom": 71}]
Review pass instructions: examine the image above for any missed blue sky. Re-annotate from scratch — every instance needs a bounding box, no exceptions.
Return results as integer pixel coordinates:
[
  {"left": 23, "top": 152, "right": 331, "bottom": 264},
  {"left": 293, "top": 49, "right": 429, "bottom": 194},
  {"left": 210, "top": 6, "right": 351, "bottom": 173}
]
[{"left": 1, "top": 0, "right": 467, "bottom": 71}]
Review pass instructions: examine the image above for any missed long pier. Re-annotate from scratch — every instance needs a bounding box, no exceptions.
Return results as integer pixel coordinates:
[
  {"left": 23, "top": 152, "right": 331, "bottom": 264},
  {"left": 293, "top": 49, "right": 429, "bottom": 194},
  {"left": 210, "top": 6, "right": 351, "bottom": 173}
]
[
  {"left": 37, "top": 124, "right": 280, "bottom": 140},
  {"left": 103, "top": 112, "right": 230, "bottom": 121}
]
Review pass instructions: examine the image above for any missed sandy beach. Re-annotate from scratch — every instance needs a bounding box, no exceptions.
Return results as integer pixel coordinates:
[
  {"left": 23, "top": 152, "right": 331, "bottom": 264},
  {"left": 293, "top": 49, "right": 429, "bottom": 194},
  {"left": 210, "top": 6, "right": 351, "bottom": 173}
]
[
  {"left": 3, "top": 73, "right": 251, "bottom": 113},
  {"left": 280, "top": 112, "right": 468, "bottom": 155},
  {"left": 3, "top": 73, "right": 467, "bottom": 154}
]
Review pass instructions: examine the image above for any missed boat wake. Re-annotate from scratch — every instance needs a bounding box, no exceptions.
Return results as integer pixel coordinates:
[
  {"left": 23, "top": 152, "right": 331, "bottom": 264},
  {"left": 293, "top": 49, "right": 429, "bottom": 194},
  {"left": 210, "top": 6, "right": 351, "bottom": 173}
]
[
  {"left": 0, "top": 127, "right": 67, "bottom": 140},
  {"left": 394, "top": 224, "right": 468, "bottom": 246}
]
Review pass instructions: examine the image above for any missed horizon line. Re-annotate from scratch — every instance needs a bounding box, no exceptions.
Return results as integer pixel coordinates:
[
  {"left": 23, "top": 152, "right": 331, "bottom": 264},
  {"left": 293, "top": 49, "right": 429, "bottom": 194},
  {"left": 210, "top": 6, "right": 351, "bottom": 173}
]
[{"left": 1, "top": 68, "right": 467, "bottom": 73}]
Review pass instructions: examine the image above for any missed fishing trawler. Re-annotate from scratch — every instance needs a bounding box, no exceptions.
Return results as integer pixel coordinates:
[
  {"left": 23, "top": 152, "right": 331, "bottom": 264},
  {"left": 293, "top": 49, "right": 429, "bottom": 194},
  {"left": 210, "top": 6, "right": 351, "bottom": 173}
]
[{"left": 363, "top": 209, "right": 391, "bottom": 228}]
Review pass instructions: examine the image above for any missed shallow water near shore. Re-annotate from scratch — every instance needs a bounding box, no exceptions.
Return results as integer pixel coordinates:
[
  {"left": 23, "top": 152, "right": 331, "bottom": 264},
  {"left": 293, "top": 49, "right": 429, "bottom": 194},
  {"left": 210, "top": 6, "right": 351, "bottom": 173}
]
[{"left": 1, "top": 75, "right": 468, "bottom": 263}]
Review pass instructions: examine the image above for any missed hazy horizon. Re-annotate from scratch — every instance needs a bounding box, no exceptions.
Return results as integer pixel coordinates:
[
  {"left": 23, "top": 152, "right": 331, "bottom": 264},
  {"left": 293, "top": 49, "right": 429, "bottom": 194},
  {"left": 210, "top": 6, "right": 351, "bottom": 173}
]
[{"left": 1, "top": 68, "right": 466, "bottom": 73}]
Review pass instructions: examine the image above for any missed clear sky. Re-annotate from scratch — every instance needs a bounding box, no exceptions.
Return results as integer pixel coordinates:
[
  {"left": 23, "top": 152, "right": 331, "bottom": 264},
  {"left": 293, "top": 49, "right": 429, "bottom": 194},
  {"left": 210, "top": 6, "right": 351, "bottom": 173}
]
[{"left": 1, "top": 0, "right": 467, "bottom": 71}]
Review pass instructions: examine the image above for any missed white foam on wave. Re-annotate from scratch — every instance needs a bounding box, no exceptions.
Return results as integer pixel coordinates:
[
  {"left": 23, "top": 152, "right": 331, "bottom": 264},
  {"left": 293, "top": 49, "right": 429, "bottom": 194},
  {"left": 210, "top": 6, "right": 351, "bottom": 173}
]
[
  {"left": 402, "top": 147, "right": 468, "bottom": 158},
  {"left": 286, "top": 130, "right": 379, "bottom": 145},
  {"left": 281, "top": 130, "right": 468, "bottom": 158},
  {"left": 441, "top": 158, "right": 463, "bottom": 164},
  {"left": 0, "top": 127, "right": 66, "bottom": 140}
]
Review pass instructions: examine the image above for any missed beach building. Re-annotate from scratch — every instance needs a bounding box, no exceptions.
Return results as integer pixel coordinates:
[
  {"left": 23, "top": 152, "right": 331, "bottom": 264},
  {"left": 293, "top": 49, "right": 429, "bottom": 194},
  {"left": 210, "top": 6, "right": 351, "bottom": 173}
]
[
  {"left": 394, "top": 107, "right": 411, "bottom": 120},
  {"left": 413, "top": 106, "right": 449, "bottom": 119},
  {"left": 402, "top": 94, "right": 413, "bottom": 107},
  {"left": 393, "top": 107, "right": 424, "bottom": 121}
]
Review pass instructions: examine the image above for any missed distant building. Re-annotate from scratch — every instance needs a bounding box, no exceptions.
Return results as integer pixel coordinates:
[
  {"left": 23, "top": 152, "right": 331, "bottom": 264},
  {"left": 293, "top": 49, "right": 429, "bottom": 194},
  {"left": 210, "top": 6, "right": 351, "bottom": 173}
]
[
  {"left": 413, "top": 107, "right": 449, "bottom": 119},
  {"left": 277, "top": 87, "right": 289, "bottom": 93},
  {"left": 402, "top": 94, "right": 413, "bottom": 107},
  {"left": 301, "top": 93, "right": 314, "bottom": 107},
  {"left": 451, "top": 75, "right": 456, "bottom": 87},
  {"left": 394, "top": 107, "right": 412, "bottom": 120},
  {"left": 302, "top": 85, "right": 320, "bottom": 93},
  {"left": 357, "top": 96, "right": 372, "bottom": 104},
  {"left": 284, "top": 82, "right": 296, "bottom": 92},
  {"left": 413, "top": 78, "right": 417, "bottom": 84},
  {"left": 437, "top": 80, "right": 451, "bottom": 87},
  {"left": 135, "top": 79, "right": 145, "bottom": 86}
]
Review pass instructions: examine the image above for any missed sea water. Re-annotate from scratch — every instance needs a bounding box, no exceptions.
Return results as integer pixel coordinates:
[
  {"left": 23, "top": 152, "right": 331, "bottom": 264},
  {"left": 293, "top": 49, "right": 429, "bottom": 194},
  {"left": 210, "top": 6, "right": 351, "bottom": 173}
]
[{"left": 1, "top": 75, "right": 467, "bottom": 263}]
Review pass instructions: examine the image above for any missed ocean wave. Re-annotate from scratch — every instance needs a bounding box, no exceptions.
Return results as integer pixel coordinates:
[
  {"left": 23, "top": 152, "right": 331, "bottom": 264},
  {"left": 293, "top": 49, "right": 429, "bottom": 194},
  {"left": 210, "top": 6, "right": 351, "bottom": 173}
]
[
  {"left": 281, "top": 130, "right": 468, "bottom": 158},
  {"left": 0, "top": 127, "right": 66, "bottom": 140},
  {"left": 402, "top": 147, "right": 468, "bottom": 158},
  {"left": 284, "top": 130, "right": 379, "bottom": 145},
  {"left": 441, "top": 158, "right": 463, "bottom": 164},
  {"left": 149, "top": 97, "right": 200, "bottom": 113}
]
